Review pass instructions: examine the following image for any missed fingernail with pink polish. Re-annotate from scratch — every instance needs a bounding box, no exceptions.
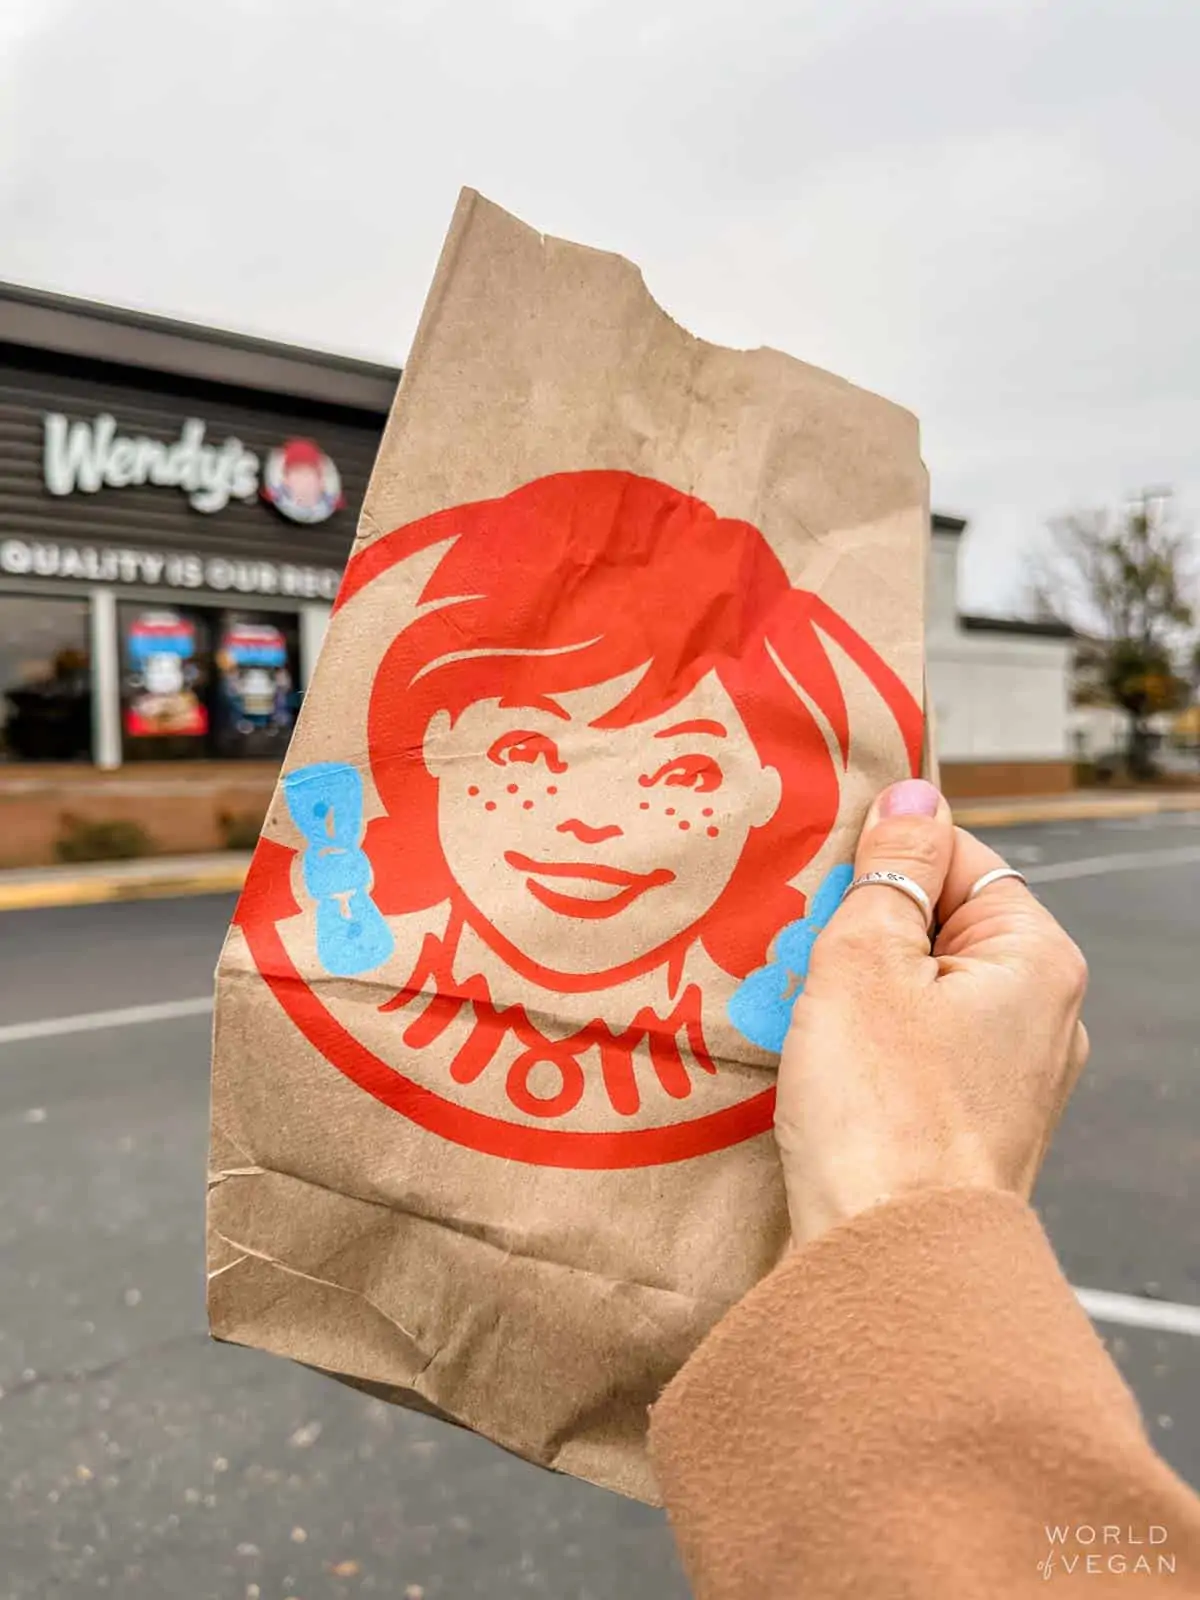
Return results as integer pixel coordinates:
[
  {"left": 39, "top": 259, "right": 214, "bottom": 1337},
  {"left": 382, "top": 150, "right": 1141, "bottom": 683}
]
[{"left": 879, "top": 779, "right": 942, "bottom": 818}]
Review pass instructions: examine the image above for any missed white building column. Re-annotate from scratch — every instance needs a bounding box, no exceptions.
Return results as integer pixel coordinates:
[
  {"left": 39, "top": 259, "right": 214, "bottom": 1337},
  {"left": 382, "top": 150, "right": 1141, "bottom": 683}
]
[
  {"left": 299, "top": 602, "right": 332, "bottom": 689},
  {"left": 89, "top": 588, "right": 122, "bottom": 769}
]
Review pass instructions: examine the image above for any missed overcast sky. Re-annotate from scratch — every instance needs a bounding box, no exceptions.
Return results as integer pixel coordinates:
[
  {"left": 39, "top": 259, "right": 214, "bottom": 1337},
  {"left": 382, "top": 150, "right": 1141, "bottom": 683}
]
[{"left": 2, "top": 0, "right": 1196, "bottom": 611}]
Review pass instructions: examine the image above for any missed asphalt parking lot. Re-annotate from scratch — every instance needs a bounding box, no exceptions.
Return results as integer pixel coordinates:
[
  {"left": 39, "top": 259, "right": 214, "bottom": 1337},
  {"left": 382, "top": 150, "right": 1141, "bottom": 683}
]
[{"left": 1, "top": 811, "right": 1197, "bottom": 1598}]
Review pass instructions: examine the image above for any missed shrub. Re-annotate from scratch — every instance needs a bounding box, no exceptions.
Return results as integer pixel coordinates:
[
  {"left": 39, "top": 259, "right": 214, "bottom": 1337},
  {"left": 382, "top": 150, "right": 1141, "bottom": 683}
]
[
  {"left": 218, "top": 809, "right": 265, "bottom": 850},
  {"left": 55, "top": 815, "right": 152, "bottom": 863}
]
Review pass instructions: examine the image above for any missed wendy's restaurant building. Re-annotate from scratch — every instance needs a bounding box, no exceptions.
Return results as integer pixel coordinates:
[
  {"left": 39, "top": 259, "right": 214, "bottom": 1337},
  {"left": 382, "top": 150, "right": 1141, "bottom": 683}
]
[
  {"left": 0, "top": 281, "right": 397, "bottom": 865},
  {"left": 0, "top": 279, "right": 1076, "bottom": 868}
]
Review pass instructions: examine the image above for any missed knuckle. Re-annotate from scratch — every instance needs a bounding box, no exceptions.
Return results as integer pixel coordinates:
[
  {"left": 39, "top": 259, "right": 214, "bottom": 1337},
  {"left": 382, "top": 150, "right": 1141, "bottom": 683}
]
[
  {"left": 1060, "top": 937, "right": 1089, "bottom": 1000},
  {"left": 1035, "top": 922, "right": 1087, "bottom": 1000}
]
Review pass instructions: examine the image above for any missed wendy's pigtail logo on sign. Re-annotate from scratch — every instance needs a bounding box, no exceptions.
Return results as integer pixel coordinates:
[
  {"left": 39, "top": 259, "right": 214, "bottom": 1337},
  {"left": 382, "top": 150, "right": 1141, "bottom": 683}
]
[
  {"left": 262, "top": 438, "right": 343, "bottom": 525},
  {"left": 238, "top": 471, "right": 923, "bottom": 1168}
]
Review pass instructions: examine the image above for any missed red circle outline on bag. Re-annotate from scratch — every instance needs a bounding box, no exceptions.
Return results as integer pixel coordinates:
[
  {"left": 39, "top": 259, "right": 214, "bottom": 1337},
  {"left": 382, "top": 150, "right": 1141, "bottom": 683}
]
[{"left": 235, "top": 472, "right": 922, "bottom": 1170}]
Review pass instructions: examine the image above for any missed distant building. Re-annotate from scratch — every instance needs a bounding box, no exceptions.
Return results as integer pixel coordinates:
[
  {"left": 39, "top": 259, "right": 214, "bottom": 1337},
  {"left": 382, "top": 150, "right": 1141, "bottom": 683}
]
[{"left": 926, "top": 514, "right": 1076, "bottom": 797}]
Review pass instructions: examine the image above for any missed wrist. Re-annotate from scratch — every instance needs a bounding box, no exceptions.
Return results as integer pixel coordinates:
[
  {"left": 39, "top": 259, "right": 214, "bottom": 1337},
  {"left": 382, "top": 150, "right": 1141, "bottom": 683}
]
[{"left": 782, "top": 1168, "right": 1011, "bottom": 1249}]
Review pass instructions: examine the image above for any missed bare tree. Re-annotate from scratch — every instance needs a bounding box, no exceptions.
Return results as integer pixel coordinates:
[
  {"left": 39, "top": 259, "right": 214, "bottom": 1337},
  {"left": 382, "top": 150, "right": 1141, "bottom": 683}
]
[{"left": 1029, "top": 490, "right": 1195, "bottom": 778}]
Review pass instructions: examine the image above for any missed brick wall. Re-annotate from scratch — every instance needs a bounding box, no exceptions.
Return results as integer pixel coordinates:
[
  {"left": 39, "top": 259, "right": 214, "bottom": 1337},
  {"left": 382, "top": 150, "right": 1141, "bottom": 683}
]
[
  {"left": 940, "top": 759, "right": 1076, "bottom": 800},
  {"left": 0, "top": 761, "right": 278, "bottom": 866}
]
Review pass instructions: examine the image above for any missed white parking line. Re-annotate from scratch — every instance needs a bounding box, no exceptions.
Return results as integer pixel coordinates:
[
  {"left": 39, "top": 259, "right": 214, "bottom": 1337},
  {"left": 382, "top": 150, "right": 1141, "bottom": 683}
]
[
  {"left": 0, "top": 995, "right": 213, "bottom": 1046},
  {"left": 1076, "top": 1287, "right": 1200, "bottom": 1338},
  {"left": 1026, "top": 844, "right": 1200, "bottom": 884}
]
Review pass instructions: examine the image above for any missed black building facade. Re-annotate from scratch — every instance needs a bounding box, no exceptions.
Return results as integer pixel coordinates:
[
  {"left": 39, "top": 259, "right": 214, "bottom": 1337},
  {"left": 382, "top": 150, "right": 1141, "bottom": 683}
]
[{"left": 0, "top": 283, "right": 396, "bottom": 767}]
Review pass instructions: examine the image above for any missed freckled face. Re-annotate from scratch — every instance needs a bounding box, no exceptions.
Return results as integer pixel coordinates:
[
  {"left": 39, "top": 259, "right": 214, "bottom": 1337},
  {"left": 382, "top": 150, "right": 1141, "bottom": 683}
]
[{"left": 422, "top": 668, "right": 782, "bottom": 978}]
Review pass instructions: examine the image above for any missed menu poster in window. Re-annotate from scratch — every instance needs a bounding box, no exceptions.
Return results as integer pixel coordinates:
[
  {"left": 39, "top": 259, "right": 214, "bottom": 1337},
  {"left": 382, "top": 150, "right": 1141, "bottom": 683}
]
[
  {"left": 215, "top": 622, "right": 294, "bottom": 735},
  {"left": 124, "top": 611, "right": 208, "bottom": 737}
]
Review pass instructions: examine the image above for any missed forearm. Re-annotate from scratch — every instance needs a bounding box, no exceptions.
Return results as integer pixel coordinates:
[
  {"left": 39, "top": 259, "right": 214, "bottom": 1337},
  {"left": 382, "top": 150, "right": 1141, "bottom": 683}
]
[{"left": 650, "top": 1188, "right": 1200, "bottom": 1598}]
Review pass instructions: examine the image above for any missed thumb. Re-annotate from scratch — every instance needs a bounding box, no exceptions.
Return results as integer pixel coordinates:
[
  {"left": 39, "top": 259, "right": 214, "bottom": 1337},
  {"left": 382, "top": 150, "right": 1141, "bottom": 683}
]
[{"left": 831, "top": 779, "right": 955, "bottom": 959}]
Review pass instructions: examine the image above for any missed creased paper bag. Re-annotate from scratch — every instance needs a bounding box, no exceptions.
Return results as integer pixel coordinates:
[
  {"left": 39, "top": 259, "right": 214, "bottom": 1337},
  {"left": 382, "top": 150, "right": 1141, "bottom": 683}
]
[{"left": 207, "top": 188, "right": 929, "bottom": 1504}]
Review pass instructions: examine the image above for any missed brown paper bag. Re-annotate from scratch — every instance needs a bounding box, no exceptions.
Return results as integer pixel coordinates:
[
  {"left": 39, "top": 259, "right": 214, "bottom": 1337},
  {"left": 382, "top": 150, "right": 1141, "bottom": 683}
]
[{"left": 208, "top": 189, "right": 929, "bottom": 1504}]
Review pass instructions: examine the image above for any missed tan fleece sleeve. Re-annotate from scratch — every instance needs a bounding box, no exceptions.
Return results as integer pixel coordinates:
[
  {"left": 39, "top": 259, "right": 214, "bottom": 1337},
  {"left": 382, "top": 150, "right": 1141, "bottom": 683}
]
[{"left": 650, "top": 1188, "right": 1200, "bottom": 1598}]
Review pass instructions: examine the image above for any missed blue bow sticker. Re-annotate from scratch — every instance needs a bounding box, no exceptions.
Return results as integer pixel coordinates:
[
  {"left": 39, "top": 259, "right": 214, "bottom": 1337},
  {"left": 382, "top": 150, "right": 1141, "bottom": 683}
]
[
  {"left": 283, "top": 761, "right": 395, "bottom": 977},
  {"left": 726, "top": 863, "right": 853, "bottom": 1052}
]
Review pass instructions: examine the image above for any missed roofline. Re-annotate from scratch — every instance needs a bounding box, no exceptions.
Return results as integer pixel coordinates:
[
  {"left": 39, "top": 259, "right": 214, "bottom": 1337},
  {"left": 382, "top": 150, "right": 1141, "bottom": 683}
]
[
  {"left": 960, "top": 613, "right": 1076, "bottom": 640},
  {"left": 932, "top": 512, "right": 968, "bottom": 536},
  {"left": 0, "top": 280, "right": 400, "bottom": 414}
]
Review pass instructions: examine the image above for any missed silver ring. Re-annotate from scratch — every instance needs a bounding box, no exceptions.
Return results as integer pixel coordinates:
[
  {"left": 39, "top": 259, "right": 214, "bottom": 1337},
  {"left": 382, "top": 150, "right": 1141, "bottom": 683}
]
[
  {"left": 844, "top": 870, "right": 932, "bottom": 926},
  {"left": 967, "top": 867, "right": 1028, "bottom": 901}
]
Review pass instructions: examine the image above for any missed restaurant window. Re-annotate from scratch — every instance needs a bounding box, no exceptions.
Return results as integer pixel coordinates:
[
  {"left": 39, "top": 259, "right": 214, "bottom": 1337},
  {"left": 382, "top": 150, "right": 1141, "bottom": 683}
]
[
  {"left": 118, "top": 602, "right": 301, "bottom": 762},
  {"left": 0, "top": 595, "right": 92, "bottom": 763},
  {"left": 119, "top": 603, "right": 213, "bottom": 763},
  {"left": 210, "top": 610, "right": 301, "bottom": 759}
]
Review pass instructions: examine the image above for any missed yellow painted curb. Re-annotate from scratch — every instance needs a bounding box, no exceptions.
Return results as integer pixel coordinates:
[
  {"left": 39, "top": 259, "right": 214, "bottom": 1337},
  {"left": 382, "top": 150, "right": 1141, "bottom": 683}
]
[
  {"left": 0, "top": 866, "right": 248, "bottom": 913},
  {"left": 955, "top": 792, "right": 1200, "bottom": 829}
]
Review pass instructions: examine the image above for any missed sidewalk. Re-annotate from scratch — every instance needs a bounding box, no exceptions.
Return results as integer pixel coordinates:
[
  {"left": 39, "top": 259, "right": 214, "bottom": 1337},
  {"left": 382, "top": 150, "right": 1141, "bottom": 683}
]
[{"left": 2, "top": 789, "right": 1199, "bottom": 913}]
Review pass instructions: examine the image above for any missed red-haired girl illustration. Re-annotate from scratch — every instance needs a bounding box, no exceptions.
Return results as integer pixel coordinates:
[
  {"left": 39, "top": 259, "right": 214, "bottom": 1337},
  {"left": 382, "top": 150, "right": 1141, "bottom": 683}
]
[{"left": 283, "top": 469, "right": 924, "bottom": 1158}]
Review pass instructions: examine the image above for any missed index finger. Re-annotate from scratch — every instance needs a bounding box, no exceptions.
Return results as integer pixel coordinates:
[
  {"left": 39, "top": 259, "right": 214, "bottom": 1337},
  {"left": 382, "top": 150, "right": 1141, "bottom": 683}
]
[{"left": 937, "top": 824, "right": 1089, "bottom": 1010}]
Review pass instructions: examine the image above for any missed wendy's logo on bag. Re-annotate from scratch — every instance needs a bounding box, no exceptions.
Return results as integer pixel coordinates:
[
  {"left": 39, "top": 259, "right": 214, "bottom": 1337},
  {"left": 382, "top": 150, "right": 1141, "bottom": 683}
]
[
  {"left": 236, "top": 471, "right": 922, "bottom": 1168},
  {"left": 261, "top": 437, "right": 343, "bottom": 524}
]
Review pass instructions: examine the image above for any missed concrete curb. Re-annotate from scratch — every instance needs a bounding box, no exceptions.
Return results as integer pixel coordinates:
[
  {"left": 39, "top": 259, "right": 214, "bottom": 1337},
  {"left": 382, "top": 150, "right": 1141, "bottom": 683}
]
[
  {"left": 1, "top": 792, "right": 1198, "bottom": 911},
  {"left": 0, "top": 859, "right": 250, "bottom": 913}
]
